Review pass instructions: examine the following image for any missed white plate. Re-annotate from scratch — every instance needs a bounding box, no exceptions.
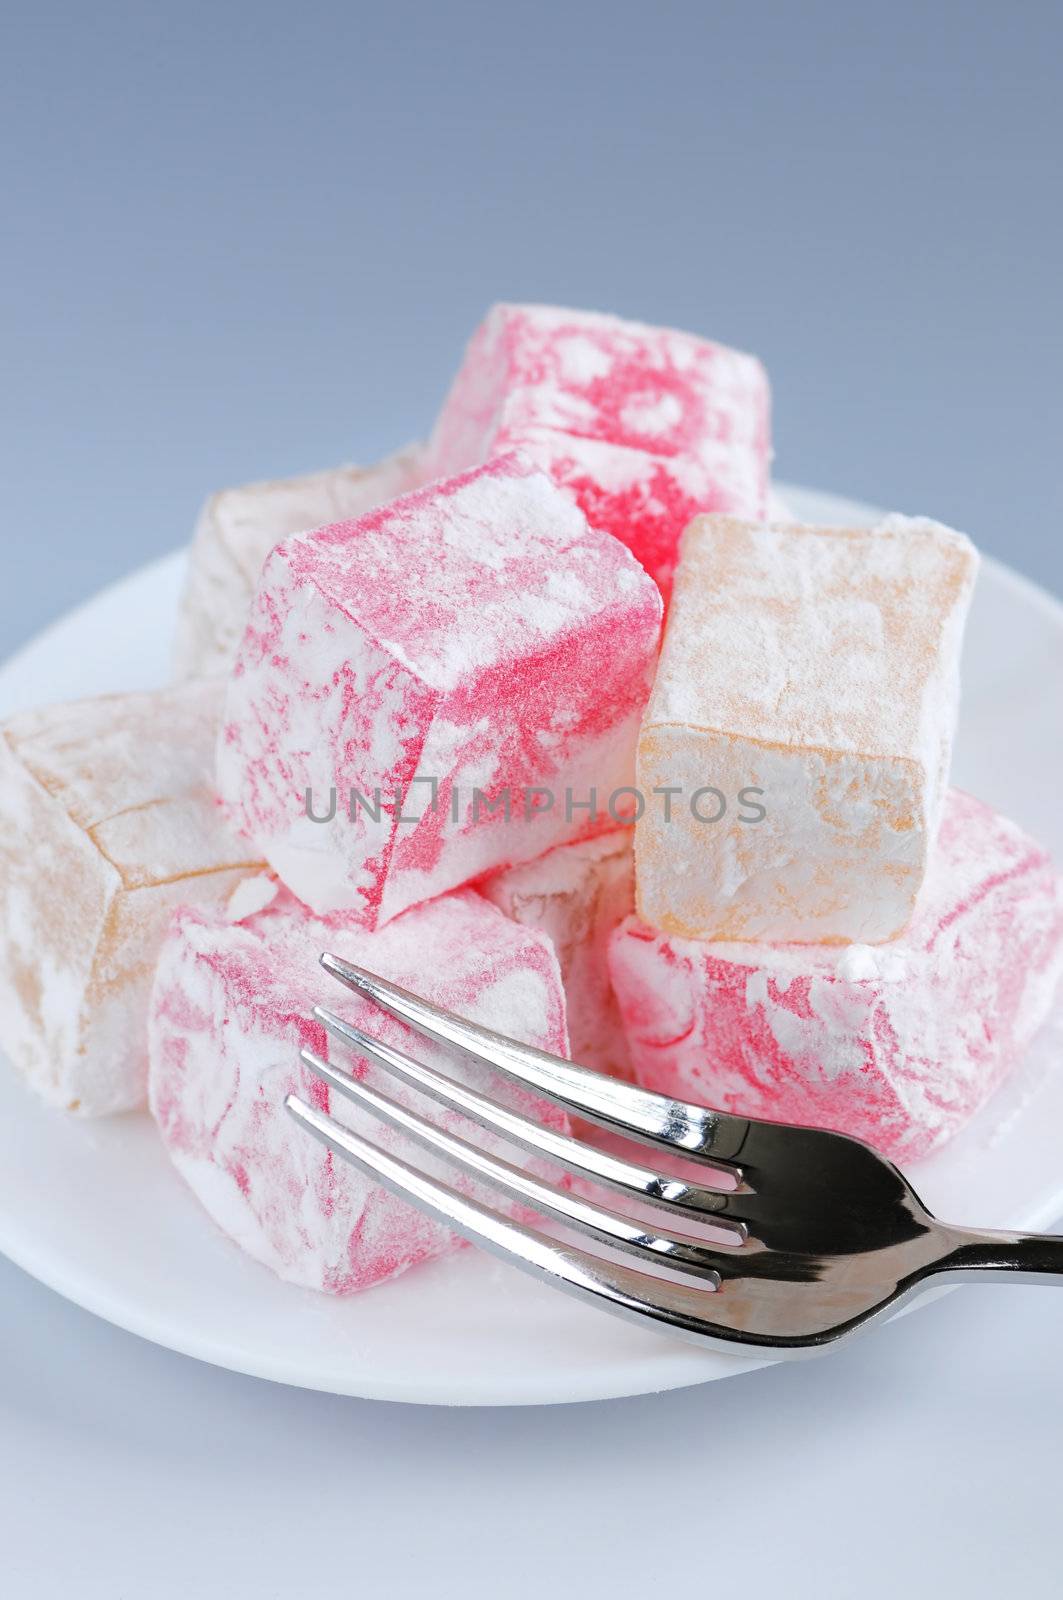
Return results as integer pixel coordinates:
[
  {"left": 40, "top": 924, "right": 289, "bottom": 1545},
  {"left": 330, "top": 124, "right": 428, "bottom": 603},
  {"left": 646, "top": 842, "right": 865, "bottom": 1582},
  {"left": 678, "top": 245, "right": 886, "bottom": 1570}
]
[{"left": 1, "top": 484, "right": 1061, "bottom": 1406}]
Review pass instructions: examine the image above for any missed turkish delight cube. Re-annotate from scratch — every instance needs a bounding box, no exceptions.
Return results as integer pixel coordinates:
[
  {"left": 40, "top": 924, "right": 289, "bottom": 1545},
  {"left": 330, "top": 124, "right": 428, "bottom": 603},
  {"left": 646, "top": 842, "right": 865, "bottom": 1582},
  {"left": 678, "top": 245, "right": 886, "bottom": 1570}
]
[
  {"left": 635, "top": 512, "right": 979, "bottom": 944},
  {"left": 612, "top": 790, "right": 1063, "bottom": 1162},
  {"left": 148, "top": 885, "right": 570, "bottom": 1294},
  {"left": 173, "top": 445, "right": 424, "bottom": 678},
  {"left": 482, "top": 828, "right": 635, "bottom": 1081},
  {"left": 0, "top": 681, "right": 262, "bottom": 1113},
  {"left": 217, "top": 453, "right": 662, "bottom": 928},
  {"left": 424, "top": 303, "right": 770, "bottom": 597}
]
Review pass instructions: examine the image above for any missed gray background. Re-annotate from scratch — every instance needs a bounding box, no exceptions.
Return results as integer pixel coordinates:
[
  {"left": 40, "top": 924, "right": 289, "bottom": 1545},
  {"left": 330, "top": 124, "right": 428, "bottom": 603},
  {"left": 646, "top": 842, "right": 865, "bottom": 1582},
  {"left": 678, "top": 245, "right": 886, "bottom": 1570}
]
[
  {"left": 3, "top": 5, "right": 1063, "bottom": 1598},
  {"left": 3, "top": 0, "right": 1061, "bottom": 662}
]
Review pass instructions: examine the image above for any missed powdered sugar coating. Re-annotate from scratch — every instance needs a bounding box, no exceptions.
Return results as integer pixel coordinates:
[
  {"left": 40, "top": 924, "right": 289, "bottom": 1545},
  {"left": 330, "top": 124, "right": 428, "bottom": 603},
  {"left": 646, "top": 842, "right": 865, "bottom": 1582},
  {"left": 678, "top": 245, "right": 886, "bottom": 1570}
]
[
  {"left": 0, "top": 681, "right": 262, "bottom": 1114},
  {"left": 482, "top": 829, "right": 636, "bottom": 1081},
  {"left": 424, "top": 304, "right": 771, "bottom": 596},
  {"left": 217, "top": 454, "right": 663, "bottom": 927},
  {"left": 612, "top": 791, "right": 1063, "bottom": 1162},
  {"left": 148, "top": 888, "right": 570, "bottom": 1295},
  {"left": 173, "top": 445, "right": 425, "bottom": 678},
  {"left": 636, "top": 512, "right": 979, "bottom": 943}
]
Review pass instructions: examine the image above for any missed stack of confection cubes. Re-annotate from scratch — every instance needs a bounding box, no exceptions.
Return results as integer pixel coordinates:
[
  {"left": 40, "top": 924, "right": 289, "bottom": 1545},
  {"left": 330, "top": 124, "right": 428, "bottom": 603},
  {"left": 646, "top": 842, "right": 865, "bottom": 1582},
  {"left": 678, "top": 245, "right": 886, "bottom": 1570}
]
[
  {"left": 616, "top": 513, "right": 1063, "bottom": 1162},
  {"left": 1, "top": 302, "right": 1060, "bottom": 1299}
]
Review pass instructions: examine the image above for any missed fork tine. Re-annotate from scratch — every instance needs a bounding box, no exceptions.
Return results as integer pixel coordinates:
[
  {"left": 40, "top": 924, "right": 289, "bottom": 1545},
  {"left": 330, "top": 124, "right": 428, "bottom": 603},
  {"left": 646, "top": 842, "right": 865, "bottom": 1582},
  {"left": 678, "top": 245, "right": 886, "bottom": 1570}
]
[
  {"left": 285, "top": 1094, "right": 775, "bottom": 1354},
  {"left": 320, "top": 953, "right": 751, "bottom": 1164},
  {"left": 311, "top": 1006, "right": 746, "bottom": 1221},
  {"left": 299, "top": 1049, "right": 736, "bottom": 1276}
]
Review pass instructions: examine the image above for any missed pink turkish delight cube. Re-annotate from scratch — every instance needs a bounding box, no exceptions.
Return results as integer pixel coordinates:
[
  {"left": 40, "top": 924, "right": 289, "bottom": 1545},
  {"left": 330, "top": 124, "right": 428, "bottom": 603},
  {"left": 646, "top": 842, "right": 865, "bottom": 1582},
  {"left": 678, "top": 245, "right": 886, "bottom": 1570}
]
[
  {"left": 424, "top": 303, "right": 771, "bottom": 597},
  {"left": 609, "top": 791, "right": 1063, "bottom": 1162},
  {"left": 217, "top": 453, "right": 663, "bottom": 928},
  {"left": 482, "top": 829, "right": 635, "bottom": 1081},
  {"left": 148, "top": 884, "right": 570, "bottom": 1295}
]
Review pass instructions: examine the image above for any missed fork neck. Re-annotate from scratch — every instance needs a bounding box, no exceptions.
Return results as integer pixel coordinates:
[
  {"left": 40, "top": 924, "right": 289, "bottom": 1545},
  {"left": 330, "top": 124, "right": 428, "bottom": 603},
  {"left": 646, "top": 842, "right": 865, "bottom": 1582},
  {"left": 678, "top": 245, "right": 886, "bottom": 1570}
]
[{"left": 935, "top": 1227, "right": 1063, "bottom": 1283}]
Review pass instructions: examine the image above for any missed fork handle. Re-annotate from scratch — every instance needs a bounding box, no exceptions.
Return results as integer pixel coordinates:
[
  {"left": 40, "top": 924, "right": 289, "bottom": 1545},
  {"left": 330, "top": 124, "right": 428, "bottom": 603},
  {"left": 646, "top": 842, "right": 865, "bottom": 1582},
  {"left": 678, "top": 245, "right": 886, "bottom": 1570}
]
[{"left": 939, "top": 1228, "right": 1063, "bottom": 1283}]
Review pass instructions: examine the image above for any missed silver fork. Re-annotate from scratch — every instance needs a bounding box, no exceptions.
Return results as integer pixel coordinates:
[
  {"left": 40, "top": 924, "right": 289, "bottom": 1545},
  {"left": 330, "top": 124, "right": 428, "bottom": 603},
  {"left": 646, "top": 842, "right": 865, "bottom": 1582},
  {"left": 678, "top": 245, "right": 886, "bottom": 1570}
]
[{"left": 286, "top": 954, "right": 1063, "bottom": 1357}]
